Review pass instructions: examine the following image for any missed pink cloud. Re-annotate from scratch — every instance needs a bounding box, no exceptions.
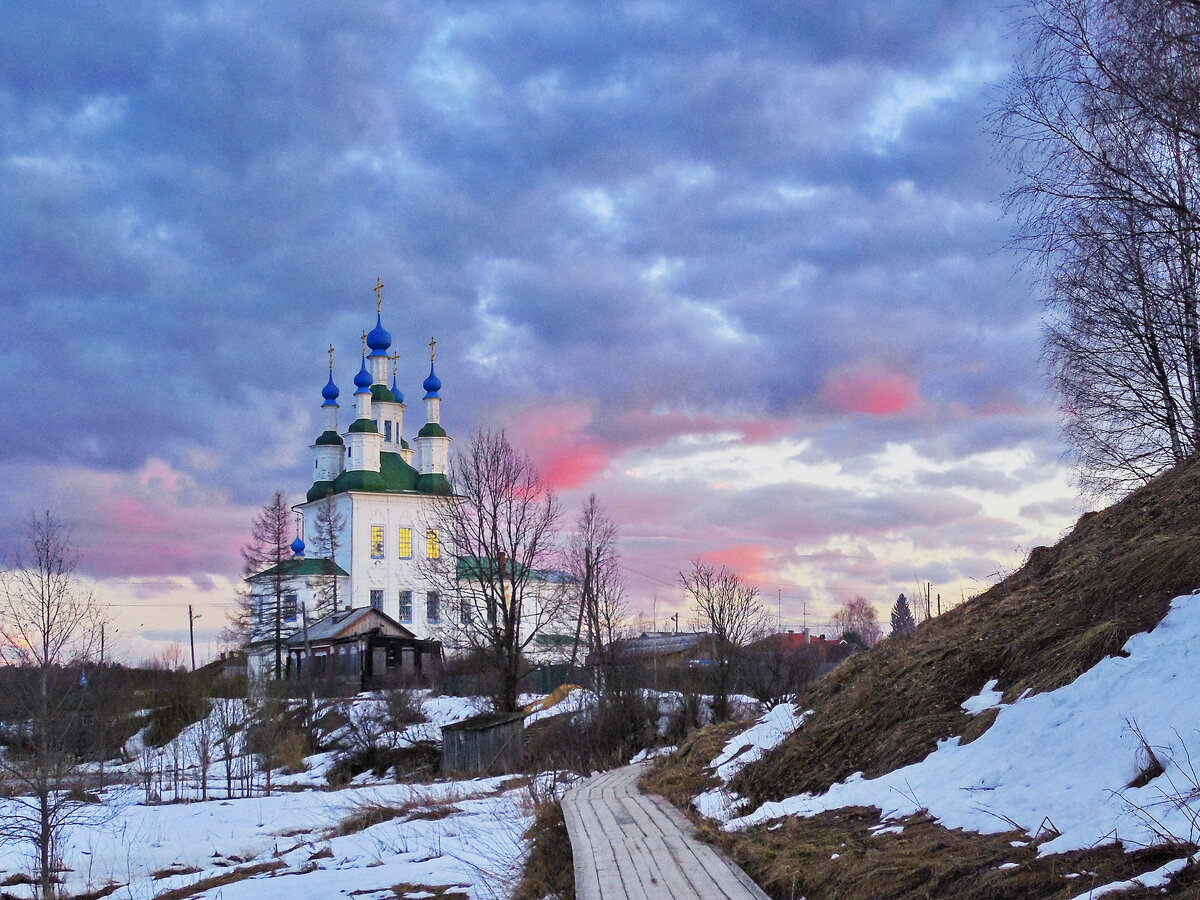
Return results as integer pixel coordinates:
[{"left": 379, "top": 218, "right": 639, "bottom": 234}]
[
  {"left": 501, "top": 402, "right": 612, "bottom": 489},
  {"left": 699, "top": 542, "right": 774, "bottom": 585},
  {"left": 821, "top": 364, "right": 919, "bottom": 415}
]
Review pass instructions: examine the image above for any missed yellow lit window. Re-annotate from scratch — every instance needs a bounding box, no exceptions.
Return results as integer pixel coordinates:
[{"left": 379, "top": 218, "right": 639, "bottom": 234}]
[
  {"left": 398, "top": 527, "right": 412, "bottom": 559},
  {"left": 426, "top": 528, "right": 439, "bottom": 559},
  {"left": 370, "top": 525, "right": 384, "bottom": 559}
]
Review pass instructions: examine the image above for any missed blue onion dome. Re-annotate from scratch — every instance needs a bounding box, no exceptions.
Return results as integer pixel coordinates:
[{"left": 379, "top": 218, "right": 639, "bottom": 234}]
[
  {"left": 390, "top": 374, "right": 404, "bottom": 404},
  {"left": 290, "top": 536, "right": 305, "bottom": 557},
  {"left": 321, "top": 372, "right": 340, "bottom": 404},
  {"left": 423, "top": 362, "right": 441, "bottom": 397},
  {"left": 366, "top": 314, "right": 392, "bottom": 353},
  {"left": 353, "top": 356, "right": 372, "bottom": 391}
]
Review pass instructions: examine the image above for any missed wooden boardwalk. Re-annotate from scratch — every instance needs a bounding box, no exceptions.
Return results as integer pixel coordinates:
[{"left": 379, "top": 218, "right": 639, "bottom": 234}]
[{"left": 562, "top": 763, "right": 770, "bottom": 900}]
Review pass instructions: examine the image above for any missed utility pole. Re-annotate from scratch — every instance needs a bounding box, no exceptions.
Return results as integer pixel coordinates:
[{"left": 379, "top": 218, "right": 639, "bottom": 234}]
[
  {"left": 189, "top": 605, "right": 202, "bottom": 671},
  {"left": 777, "top": 589, "right": 782, "bottom": 632},
  {"left": 670, "top": 612, "right": 679, "bottom": 633}
]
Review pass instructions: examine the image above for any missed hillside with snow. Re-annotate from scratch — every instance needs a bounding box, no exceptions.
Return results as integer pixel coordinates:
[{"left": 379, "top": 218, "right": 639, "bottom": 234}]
[{"left": 648, "top": 460, "right": 1200, "bottom": 899}]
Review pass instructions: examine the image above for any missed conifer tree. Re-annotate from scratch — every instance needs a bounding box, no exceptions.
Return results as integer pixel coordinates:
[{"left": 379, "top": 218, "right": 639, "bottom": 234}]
[
  {"left": 890, "top": 592, "right": 916, "bottom": 637},
  {"left": 237, "top": 491, "right": 292, "bottom": 679}
]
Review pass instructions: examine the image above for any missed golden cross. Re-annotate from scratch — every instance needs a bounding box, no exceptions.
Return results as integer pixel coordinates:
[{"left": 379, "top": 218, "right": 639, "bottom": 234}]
[
  {"left": 429, "top": 337, "right": 437, "bottom": 362},
  {"left": 327, "top": 344, "right": 335, "bottom": 371},
  {"left": 374, "top": 277, "right": 385, "bottom": 314},
  {"left": 361, "top": 331, "right": 367, "bottom": 355},
  {"left": 389, "top": 351, "right": 399, "bottom": 380}
]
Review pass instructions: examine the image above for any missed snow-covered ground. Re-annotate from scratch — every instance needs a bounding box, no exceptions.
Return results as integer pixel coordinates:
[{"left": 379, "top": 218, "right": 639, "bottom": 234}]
[
  {"left": 0, "top": 691, "right": 562, "bottom": 899},
  {"left": 693, "top": 593, "right": 1200, "bottom": 892}
]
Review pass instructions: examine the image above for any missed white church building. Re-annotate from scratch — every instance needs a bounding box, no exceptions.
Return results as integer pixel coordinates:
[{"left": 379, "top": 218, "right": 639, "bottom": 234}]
[
  {"left": 245, "top": 282, "right": 576, "bottom": 674},
  {"left": 249, "top": 284, "right": 456, "bottom": 649}
]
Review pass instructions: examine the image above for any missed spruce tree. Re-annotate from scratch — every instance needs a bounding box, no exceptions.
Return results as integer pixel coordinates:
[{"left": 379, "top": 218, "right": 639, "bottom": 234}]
[{"left": 890, "top": 592, "right": 916, "bottom": 636}]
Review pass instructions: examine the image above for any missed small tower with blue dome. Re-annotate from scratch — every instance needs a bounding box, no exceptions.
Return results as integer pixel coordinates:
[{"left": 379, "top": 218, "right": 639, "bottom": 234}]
[
  {"left": 345, "top": 346, "right": 382, "bottom": 475},
  {"left": 413, "top": 338, "right": 452, "bottom": 494},
  {"left": 309, "top": 345, "right": 347, "bottom": 498}
]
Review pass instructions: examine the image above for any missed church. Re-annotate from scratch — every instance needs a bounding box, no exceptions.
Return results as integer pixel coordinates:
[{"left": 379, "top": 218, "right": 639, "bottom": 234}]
[{"left": 249, "top": 279, "right": 456, "bottom": 651}]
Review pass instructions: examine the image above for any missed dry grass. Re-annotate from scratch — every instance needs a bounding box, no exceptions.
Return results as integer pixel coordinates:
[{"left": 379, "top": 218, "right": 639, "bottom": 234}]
[
  {"left": 388, "top": 883, "right": 470, "bottom": 899},
  {"left": 149, "top": 860, "right": 285, "bottom": 899},
  {"left": 513, "top": 800, "right": 575, "bottom": 900},
  {"left": 328, "top": 792, "right": 464, "bottom": 838},
  {"left": 644, "top": 459, "right": 1200, "bottom": 898},
  {"left": 737, "top": 459, "right": 1200, "bottom": 805},
  {"left": 641, "top": 720, "right": 745, "bottom": 808},
  {"left": 716, "top": 809, "right": 1194, "bottom": 900}
]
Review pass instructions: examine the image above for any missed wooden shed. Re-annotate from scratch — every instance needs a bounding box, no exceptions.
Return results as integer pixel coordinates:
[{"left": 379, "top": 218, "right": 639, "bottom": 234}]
[{"left": 441, "top": 712, "right": 526, "bottom": 776}]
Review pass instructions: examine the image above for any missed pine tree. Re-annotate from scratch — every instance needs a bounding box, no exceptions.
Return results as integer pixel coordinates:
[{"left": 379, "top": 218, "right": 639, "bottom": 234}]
[{"left": 890, "top": 592, "right": 916, "bottom": 637}]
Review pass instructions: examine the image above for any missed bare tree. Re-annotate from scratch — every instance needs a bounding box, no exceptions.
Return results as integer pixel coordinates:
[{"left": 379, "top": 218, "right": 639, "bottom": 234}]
[
  {"left": 833, "top": 597, "right": 882, "bottom": 646},
  {"left": 995, "top": 0, "right": 1200, "bottom": 493},
  {"left": 310, "top": 492, "right": 345, "bottom": 618},
  {"left": 428, "top": 430, "right": 564, "bottom": 713},
  {"left": 0, "top": 513, "right": 107, "bottom": 897},
  {"left": 680, "top": 561, "right": 768, "bottom": 721},
  {"left": 236, "top": 491, "right": 293, "bottom": 679},
  {"left": 567, "top": 494, "right": 627, "bottom": 690}
]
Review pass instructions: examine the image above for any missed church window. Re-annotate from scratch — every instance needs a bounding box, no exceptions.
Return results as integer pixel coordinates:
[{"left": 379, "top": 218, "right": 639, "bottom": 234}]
[
  {"left": 426, "top": 528, "right": 439, "bottom": 559},
  {"left": 398, "top": 528, "right": 412, "bottom": 558},
  {"left": 370, "top": 589, "right": 383, "bottom": 610},
  {"left": 398, "top": 590, "right": 413, "bottom": 623},
  {"left": 460, "top": 598, "right": 471, "bottom": 624},
  {"left": 385, "top": 421, "right": 392, "bottom": 442},
  {"left": 370, "top": 526, "right": 384, "bottom": 559},
  {"left": 282, "top": 592, "right": 298, "bottom": 622},
  {"left": 426, "top": 591, "right": 440, "bottom": 623}
]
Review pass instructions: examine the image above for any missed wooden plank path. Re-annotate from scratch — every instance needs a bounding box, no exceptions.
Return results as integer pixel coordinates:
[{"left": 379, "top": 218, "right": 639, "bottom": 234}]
[{"left": 562, "top": 762, "right": 771, "bottom": 900}]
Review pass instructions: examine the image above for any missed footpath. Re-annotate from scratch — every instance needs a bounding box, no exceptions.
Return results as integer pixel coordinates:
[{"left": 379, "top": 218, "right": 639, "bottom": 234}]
[{"left": 562, "top": 762, "right": 771, "bottom": 900}]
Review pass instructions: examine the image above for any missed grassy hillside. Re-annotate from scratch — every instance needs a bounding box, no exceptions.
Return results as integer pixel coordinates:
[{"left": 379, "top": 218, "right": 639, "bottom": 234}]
[
  {"left": 645, "top": 459, "right": 1200, "bottom": 899},
  {"left": 738, "top": 458, "right": 1200, "bottom": 805}
]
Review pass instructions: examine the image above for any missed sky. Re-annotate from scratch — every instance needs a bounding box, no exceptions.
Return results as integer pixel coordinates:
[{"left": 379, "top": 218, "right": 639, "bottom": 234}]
[{"left": 0, "top": 0, "right": 1088, "bottom": 664}]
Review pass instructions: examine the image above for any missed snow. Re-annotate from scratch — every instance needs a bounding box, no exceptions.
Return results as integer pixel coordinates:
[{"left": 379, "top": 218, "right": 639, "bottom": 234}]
[
  {"left": 692, "top": 703, "right": 807, "bottom": 821},
  {"left": 713, "top": 593, "right": 1200, "bottom": 864},
  {"left": 1063, "top": 856, "right": 1190, "bottom": 900},
  {"left": 0, "top": 691, "right": 552, "bottom": 899},
  {"left": 961, "top": 678, "right": 1004, "bottom": 715}
]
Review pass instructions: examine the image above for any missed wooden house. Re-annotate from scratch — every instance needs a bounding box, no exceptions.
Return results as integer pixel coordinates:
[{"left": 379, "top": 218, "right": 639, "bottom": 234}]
[
  {"left": 286, "top": 606, "right": 442, "bottom": 689},
  {"left": 441, "top": 712, "right": 526, "bottom": 775}
]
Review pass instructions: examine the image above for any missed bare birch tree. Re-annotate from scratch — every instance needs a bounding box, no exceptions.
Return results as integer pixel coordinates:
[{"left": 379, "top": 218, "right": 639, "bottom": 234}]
[
  {"left": 681, "top": 561, "right": 768, "bottom": 721},
  {"left": 567, "top": 494, "right": 627, "bottom": 689},
  {"left": 310, "top": 492, "right": 345, "bottom": 618},
  {"left": 427, "top": 430, "right": 564, "bottom": 713},
  {"left": 995, "top": 0, "right": 1200, "bottom": 493},
  {"left": 0, "top": 513, "right": 107, "bottom": 898}
]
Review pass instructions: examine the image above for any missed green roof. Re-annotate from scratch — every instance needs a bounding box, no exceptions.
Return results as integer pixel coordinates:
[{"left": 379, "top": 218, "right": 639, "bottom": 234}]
[
  {"left": 417, "top": 421, "right": 447, "bottom": 438},
  {"left": 348, "top": 418, "right": 379, "bottom": 433},
  {"left": 417, "top": 473, "right": 453, "bottom": 495},
  {"left": 370, "top": 384, "right": 396, "bottom": 403},
  {"left": 400, "top": 438, "right": 410, "bottom": 449},
  {"left": 248, "top": 557, "right": 349, "bottom": 581},
  {"left": 332, "top": 468, "right": 385, "bottom": 492},
  {"left": 306, "top": 480, "right": 335, "bottom": 502},
  {"left": 380, "top": 451, "right": 420, "bottom": 491},
  {"left": 457, "top": 556, "right": 530, "bottom": 580},
  {"left": 314, "top": 430, "right": 344, "bottom": 446}
]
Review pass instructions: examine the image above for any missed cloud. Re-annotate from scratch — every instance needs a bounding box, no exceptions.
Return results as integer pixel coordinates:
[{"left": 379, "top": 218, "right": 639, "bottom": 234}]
[{"left": 0, "top": 0, "right": 1085, "bottom": 650}]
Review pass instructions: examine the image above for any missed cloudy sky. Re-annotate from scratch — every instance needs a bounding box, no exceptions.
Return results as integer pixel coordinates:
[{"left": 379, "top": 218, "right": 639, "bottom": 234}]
[{"left": 0, "top": 0, "right": 1086, "bottom": 662}]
